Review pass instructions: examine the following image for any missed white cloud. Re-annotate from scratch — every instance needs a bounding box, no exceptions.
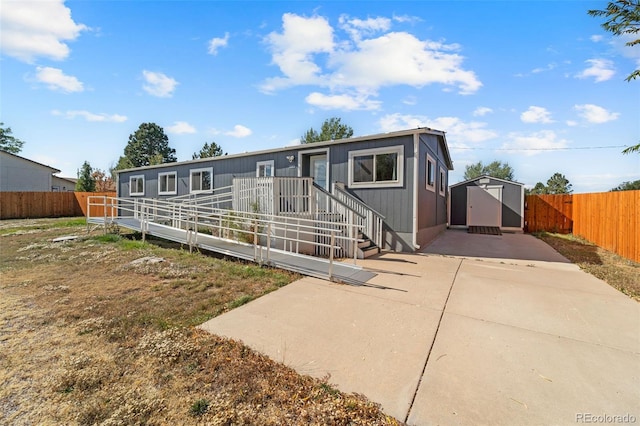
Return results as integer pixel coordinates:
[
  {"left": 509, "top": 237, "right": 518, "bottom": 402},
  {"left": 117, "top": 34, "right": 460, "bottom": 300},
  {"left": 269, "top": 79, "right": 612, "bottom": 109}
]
[
  {"left": 402, "top": 96, "right": 417, "bottom": 106},
  {"left": 225, "top": 125, "right": 252, "bottom": 138},
  {"left": 261, "top": 13, "right": 334, "bottom": 93},
  {"left": 574, "top": 104, "right": 620, "bottom": 123},
  {"left": 520, "top": 106, "right": 553, "bottom": 124},
  {"left": 0, "top": 0, "right": 88, "bottom": 63},
  {"left": 51, "top": 110, "right": 127, "bottom": 122},
  {"left": 166, "top": 121, "right": 197, "bottom": 134},
  {"left": 576, "top": 58, "right": 615, "bottom": 82},
  {"left": 502, "top": 130, "right": 569, "bottom": 155},
  {"left": 261, "top": 13, "right": 482, "bottom": 107},
  {"left": 142, "top": 70, "right": 178, "bottom": 97},
  {"left": 590, "top": 35, "right": 603, "bottom": 42},
  {"left": 35, "top": 66, "right": 84, "bottom": 92},
  {"left": 473, "top": 106, "right": 493, "bottom": 117},
  {"left": 531, "top": 63, "right": 556, "bottom": 74},
  {"left": 305, "top": 92, "right": 381, "bottom": 111},
  {"left": 378, "top": 113, "right": 497, "bottom": 144},
  {"left": 338, "top": 15, "right": 391, "bottom": 41},
  {"left": 208, "top": 32, "right": 229, "bottom": 55},
  {"left": 566, "top": 120, "right": 578, "bottom": 127}
]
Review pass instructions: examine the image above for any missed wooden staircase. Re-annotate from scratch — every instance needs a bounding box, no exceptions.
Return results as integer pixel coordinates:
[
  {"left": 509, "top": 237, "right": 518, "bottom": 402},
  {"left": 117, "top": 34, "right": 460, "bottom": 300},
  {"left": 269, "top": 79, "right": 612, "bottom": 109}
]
[{"left": 357, "top": 232, "right": 380, "bottom": 258}]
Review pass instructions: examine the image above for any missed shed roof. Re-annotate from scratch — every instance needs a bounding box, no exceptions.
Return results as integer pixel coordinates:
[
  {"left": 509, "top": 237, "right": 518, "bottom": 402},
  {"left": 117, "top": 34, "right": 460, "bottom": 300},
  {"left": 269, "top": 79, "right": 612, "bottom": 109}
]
[
  {"left": 115, "top": 127, "right": 453, "bottom": 174},
  {"left": 449, "top": 175, "right": 524, "bottom": 189}
]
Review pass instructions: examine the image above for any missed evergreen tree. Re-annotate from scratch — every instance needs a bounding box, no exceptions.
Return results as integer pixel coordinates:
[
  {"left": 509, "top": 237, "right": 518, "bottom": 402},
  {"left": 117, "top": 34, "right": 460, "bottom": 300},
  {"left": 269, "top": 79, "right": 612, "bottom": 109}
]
[
  {"left": 546, "top": 172, "right": 573, "bottom": 194},
  {"left": 464, "top": 160, "right": 515, "bottom": 181},
  {"left": 118, "top": 122, "right": 176, "bottom": 168},
  {"left": 611, "top": 179, "right": 640, "bottom": 191},
  {"left": 301, "top": 117, "right": 354, "bottom": 144},
  {"left": 76, "top": 161, "right": 96, "bottom": 192},
  {"left": 192, "top": 141, "right": 225, "bottom": 159}
]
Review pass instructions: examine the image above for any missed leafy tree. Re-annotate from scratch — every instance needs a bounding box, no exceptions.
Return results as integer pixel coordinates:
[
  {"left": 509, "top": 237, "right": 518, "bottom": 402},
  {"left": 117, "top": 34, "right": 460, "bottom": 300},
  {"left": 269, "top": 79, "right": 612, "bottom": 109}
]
[
  {"left": 92, "top": 169, "right": 116, "bottom": 192},
  {"left": 528, "top": 182, "right": 549, "bottom": 195},
  {"left": 301, "top": 117, "right": 354, "bottom": 144},
  {"left": 622, "top": 141, "right": 640, "bottom": 154},
  {"left": 611, "top": 179, "right": 640, "bottom": 191},
  {"left": 588, "top": 1, "right": 640, "bottom": 81},
  {"left": 118, "top": 122, "right": 176, "bottom": 168},
  {"left": 192, "top": 141, "right": 225, "bottom": 159},
  {"left": 0, "top": 122, "right": 25, "bottom": 154},
  {"left": 463, "top": 160, "right": 515, "bottom": 181},
  {"left": 76, "top": 161, "right": 96, "bottom": 192},
  {"left": 546, "top": 172, "right": 573, "bottom": 194}
]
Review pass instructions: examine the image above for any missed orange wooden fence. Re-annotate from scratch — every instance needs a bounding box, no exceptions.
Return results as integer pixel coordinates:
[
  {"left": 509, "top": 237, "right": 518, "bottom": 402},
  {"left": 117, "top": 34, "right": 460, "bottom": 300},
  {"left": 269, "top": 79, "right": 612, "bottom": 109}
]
[
  {"left": 572, "top": 191, "right": 639, "bottom": 264},
  {"left": 0, "top": 192, "right": 116, "bottom": 219},
  {"left": 525, "top": 191, "right": 639, "bottom": 263},
  {"left": 524, "top": 194, "right": 573, "bottom": 233}
]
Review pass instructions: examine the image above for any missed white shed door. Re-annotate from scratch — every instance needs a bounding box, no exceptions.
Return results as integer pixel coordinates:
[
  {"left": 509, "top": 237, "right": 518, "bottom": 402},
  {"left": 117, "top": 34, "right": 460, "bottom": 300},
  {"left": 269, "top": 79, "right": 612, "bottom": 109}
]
[{"left": 467, "top": 186, "right": 502, "bottom": 227}]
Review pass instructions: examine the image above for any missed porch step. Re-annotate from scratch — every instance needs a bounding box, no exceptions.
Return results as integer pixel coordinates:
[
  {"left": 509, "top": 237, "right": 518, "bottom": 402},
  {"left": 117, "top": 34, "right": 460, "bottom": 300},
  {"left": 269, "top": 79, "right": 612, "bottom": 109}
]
[{"left": 357, "top": 234, "right": 380, "bottom": 259}]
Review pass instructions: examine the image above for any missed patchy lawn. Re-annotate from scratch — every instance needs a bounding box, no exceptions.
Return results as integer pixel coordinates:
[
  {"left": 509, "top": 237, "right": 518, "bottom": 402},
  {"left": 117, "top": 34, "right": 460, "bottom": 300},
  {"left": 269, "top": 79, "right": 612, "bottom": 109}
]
[
  {"left": 0, "top": 217, "right": 398, "bottom": 425},
  {"left": 534, "top": 232, "right": 640, "bottom": 301}
]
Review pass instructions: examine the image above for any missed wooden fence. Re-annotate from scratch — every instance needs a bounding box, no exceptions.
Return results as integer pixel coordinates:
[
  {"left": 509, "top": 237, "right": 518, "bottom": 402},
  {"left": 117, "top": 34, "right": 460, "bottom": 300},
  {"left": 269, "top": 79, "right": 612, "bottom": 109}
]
[
  {"left": 525, "top": 191, "right": 639, "bottom": 263},
  {"left": 0, "top": 192, "right": 116, "bottom": 219}
]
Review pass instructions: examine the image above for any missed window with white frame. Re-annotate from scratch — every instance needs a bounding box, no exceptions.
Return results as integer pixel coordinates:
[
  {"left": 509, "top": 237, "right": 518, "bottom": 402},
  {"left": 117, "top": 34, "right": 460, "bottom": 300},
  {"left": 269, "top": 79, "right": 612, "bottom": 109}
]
[
  {"left": 348, "top": 145, "right": 403, "bottom": 188},
  {"left": 158, "top": 171, "right": 177, "bottom": 195},
  {"left": 256, "top": 160, "right": 275, "bottom": 177},
  {"left": 426, "top": 153, "right": 436, "bottom": 191},
  {"left": 130, "top": 175, "right": 145, "bottom": 196},
  {"left": 439, "top": 167, "right": 446, "bottom": 196},
  {"left": 190, "top": 167, "right": 213, "bottom": 193}
]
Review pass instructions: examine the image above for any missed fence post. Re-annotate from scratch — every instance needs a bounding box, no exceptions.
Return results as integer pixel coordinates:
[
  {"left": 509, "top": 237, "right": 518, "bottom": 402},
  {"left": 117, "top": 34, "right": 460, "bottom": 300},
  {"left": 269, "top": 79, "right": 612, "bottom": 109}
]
[
  {"left": 141, "top": 205, "right": 146, "bottom": 243},
  {"left": 103, "top": 195, "right": 107, "bottom": 234},
  {"left": 266, "top": 223, "right": 271, "bottom": 264},
  {"left": 329, "top": 231, "right": 335, "bottom": 281},
  {"left": 352, "top": 210, "right": 358, "bottom": 263}
]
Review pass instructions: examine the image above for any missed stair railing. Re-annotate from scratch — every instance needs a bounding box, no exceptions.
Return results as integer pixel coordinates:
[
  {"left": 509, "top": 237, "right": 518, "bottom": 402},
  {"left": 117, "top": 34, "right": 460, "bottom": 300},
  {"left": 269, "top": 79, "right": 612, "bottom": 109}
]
[{"left": 332, "top": 182, "right": 385, "bottom": 249}]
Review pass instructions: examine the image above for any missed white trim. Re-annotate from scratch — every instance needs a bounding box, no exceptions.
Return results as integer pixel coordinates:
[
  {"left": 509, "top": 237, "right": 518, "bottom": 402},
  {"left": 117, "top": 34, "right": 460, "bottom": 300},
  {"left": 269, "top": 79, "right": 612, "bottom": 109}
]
[
  {"left": 426, "top": 153, "right": 436, "bottom": 192},
  {"left": 348, "top": 145, "right": 404, "bottom": 189},
  {"left": 297, "top": 147, "right": 329, "bottom": 176},
  {"left": 158, "top": 171, "right": 177, "bottom": 195},
  {"left": 412, "top": 134, "right": 420, "bottom": 250},
  {"left": 520, "top": 185, "right": 525, "bottom": 230},
  {"left": 438, "top": 166, "right": 446, "bottom": 196},
  {"left": 256, "top": 160, "right": 275, "bottom": 177},
  {"left": 189, "top": 167, "right": 213, "bottom": 194},
  {"left": 129, "top": 175, "right": 145, "bottom": 196},
  {"left": 450, "top": 174, "right": 525, "bottom": 189}
]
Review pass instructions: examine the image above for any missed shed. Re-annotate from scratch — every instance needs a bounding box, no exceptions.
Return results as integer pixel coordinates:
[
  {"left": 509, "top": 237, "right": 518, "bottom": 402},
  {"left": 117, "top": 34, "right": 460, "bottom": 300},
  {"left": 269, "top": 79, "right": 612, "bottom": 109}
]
[{"left": 449, "top": 175, "right": 524, "bottom": 231}]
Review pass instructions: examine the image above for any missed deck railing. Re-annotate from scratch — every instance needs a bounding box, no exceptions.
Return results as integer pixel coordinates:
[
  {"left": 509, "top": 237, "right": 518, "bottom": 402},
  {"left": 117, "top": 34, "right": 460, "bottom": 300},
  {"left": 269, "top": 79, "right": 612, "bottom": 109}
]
[{"left": 333, "top": 182, "right": 385, "bottom": 248}]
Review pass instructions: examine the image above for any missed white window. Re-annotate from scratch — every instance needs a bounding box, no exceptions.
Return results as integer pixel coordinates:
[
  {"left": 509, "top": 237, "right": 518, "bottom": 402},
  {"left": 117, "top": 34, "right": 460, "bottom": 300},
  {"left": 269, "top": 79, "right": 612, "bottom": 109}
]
[
  {"left": 190, "top": 167, "right": 213, "bottom": 193},
  {"left": 256, "top": 160, "right": 275, "bottom": 177},
  {"left": 158, "top": 171, "right": 177, "bottom": 195},
  {"left": 426, "top": 154, "right": 436, "bottom": 192},
  {"left": 130, "top": 175, "right": 145, "bottom": 196},
  {"left": 439, "top": 167, "right": 446, "bottom": 196},
  {"left": 348, "top": 145, "right": 404, "bottom": 188}
]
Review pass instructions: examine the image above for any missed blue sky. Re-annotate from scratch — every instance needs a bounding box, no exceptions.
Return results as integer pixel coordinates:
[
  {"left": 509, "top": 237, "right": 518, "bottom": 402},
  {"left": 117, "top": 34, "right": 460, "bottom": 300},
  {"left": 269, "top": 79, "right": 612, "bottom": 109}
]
[{"left": 1, "top": 0, "right": 638, "bottom": 192}]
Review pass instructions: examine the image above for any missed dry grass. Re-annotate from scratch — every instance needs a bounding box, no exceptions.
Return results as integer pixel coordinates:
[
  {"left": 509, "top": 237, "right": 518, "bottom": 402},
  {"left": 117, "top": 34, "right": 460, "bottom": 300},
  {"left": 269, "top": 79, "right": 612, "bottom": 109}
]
[
  {"left": 534, "top": 232, "right": 640, "bottom": 301},
  {"left": 0, "top": 217, "right": 399, "bottom": 425}
]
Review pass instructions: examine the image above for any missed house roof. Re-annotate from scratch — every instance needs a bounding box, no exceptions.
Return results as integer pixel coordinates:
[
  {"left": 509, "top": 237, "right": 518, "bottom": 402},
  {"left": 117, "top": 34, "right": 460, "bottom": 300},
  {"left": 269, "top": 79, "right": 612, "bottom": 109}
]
[
  {"left": 115, "top": 127, "right": 454, "bottom": 174},
  {"left": 449, "top": 174, "right": 524, "bottom": 189},
  {"left": 0, "top": 150, "right": 61, "bottom": 173}
]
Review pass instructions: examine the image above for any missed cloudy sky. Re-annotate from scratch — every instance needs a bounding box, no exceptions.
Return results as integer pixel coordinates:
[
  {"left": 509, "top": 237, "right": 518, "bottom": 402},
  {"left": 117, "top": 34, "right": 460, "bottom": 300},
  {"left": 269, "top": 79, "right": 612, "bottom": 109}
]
[{"left": 1, "top": 0, "right": 638, "bottom": 192}]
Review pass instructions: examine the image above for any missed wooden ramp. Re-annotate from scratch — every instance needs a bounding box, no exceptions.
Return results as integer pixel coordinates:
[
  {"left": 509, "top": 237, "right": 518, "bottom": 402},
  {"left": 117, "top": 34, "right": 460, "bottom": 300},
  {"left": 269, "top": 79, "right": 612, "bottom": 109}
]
[{"left": 89, "top": 217, "right": 376, "bottom": 286}]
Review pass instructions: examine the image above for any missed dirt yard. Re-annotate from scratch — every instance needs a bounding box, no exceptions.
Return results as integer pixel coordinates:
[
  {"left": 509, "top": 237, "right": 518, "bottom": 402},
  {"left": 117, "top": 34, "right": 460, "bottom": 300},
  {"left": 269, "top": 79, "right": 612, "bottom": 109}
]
[{"left": 0, "top": 218, "right": 398, "bottom": 425}]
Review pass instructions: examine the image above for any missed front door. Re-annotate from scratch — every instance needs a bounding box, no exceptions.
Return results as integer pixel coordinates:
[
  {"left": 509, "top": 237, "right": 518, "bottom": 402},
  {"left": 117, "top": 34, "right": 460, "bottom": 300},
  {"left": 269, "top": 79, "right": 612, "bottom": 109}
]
[
  {"left": 467, "top": 186, "right": 502, "bottom": 227},
  {"left": 309, "top": 154, "right": 328, "bottom": 190}
]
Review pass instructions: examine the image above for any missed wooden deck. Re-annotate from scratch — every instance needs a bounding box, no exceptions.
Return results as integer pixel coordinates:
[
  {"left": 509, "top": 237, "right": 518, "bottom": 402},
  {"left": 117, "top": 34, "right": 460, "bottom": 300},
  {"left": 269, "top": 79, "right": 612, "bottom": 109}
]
[{"left": 89, "top": 217, "right": 376, "bottom": 285}]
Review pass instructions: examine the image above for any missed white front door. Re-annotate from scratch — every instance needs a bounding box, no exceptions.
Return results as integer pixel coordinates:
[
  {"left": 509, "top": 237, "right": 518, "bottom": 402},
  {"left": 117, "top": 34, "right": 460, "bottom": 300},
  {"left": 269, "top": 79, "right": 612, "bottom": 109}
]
[
  {"left": 309, "top": 154, "right": 328, "bottom": 190},
  {"left": 467, "top": 186, "right": 502, "bottom": 227}
]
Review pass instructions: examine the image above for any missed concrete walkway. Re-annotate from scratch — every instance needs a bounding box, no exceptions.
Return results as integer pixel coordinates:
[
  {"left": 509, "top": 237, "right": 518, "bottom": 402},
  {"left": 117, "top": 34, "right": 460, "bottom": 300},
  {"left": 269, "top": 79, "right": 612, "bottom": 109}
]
[{"left": 199, "top": 230, "right": 640, "bottom": 425}]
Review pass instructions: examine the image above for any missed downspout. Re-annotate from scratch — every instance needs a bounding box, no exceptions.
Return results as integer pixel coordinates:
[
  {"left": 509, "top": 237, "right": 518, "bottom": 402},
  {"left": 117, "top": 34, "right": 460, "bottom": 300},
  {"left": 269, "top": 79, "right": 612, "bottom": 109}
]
[{"left": 412, "top": 133, "right": 420, "bottom": 250}]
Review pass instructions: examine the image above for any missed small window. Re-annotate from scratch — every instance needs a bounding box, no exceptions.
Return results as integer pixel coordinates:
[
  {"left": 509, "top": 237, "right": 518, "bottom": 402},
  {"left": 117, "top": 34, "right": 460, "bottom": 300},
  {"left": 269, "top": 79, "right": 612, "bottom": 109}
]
[
  {"left": 426, "top": 154, "right": 436, "bottom": 191},
  {"left": 130, "top": 175, "right": 145, "bottom": 196},
  {"left": 190, "top": 167, "right": 213, "bottom": 193},
  {"left": 348, "top": 146, "right": 403, "bottom": 188},
  {"left": 158, "top": 171, "right": 177, "bottom": 195},
  {"left": 439, "top": 167, "right": 446, "bottom": 196},
  {"left": 256, "top": 160, "right": 275, "bottom": 177}
]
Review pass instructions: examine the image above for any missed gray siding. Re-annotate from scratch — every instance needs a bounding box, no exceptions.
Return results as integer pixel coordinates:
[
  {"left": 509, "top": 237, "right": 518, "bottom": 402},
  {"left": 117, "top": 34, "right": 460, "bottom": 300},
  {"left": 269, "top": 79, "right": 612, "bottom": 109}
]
[
  {"left": 450, "top": 177, "right": 523, "bottom": 228},
  {"left": 0, "top": 151, "right": 56, "bottom": 192}
]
